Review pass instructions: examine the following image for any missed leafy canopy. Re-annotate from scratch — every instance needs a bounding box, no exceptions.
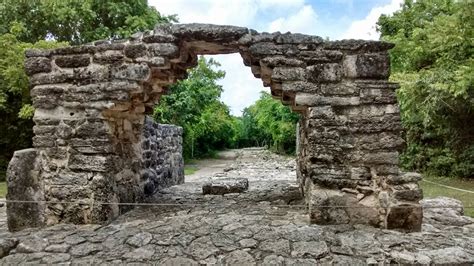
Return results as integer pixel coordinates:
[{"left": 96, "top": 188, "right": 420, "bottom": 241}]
[
  {"left": 377, "top": 0, "right": 474, "bottom": 177},
  {"left": 0, "top": 0, "right": 176, "bottom": 44}
]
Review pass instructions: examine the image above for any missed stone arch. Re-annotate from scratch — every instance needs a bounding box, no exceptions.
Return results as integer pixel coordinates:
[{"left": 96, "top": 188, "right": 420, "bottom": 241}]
[{"left": 9, "top": 23, "right": 422, "bottom": 231}]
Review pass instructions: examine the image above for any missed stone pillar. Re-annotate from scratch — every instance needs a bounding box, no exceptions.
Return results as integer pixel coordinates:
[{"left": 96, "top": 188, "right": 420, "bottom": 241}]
[
  {"left": 6, "top": 149, "right": 45, "bottom": 231},
  {"left": 296, "top": 51, "right": 422, "bottom": 231}
]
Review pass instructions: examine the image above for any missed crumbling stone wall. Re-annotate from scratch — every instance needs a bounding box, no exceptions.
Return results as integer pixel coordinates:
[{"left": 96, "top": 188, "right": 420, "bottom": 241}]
[
  {"left": 9, "top": 23, "right": 422, "bottom": 231},
  {"left": 141, "top": 117, "right": 184, "bottom": 196}
]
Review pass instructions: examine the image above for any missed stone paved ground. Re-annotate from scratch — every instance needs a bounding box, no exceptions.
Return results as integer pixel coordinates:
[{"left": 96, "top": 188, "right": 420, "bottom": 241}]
[{"left": 1, "top": 148, "right": 473, "bottom": 265}]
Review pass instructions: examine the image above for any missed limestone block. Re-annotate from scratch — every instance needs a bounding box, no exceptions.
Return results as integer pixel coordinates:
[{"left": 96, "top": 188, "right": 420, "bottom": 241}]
[
  {"left": 111, "top": 63, "right": 150, "bottom": 81},
  {"left": 359, "top": 88, "right": 397, "bottom": 104},
  {"left": 307, "top": 185, "right": 380, "bottom": 226},
  {"left": 124, "top": 43, "right": 147, "bottom": 58},
  {"left": 73, "top": 64, "right": 110, "bottom": 84},
  {"left": 25, "top": 48, "right": 51, "bottom": 57},
  {"left": 147, "top": 43, "right": 179, "bottom": 57},
  {"left": 249, "top": 42, "right": 289, "bottom": 56},
  {"left": 422, "top": 197, "right": 474, "bottom": 226},
  {"left": 386, "top": 204, "right": 422, "bottom": 231},
  {"left": 275, "top": 33, "right": 323, "bottom": 44},
  {"left": 202, "top": 178, "right": 249, "bottom": 195},
  {"left": 295, "top": 93, "right": 360, "bottom": 106},
  {"left": 393, "top": 188, "right": 423, "bottom": 201},
  {"left": 339, "top": 114, "right": 403, "bottom": 134},
  {"left": 306, "top": 63, "right": 342, "bottom": 83},
  {"left": 24, "top": 57, "right": 51, "bottom": 75},
  {"left": 142, "top": 32, "right": 177, "bottom": 43},
  {"left": 93, "top": 50, "right": 125, "bottom": 64},
  {"left": 135, "top": 56, "right": 167, "bottom": 67},
  {"left": 282, "top": 81, "right": 319, "bottom": 93},
  {"left": 260, "top": 56, "right": 305, "bottom": 67},
  {"left": 386, "top": 172, "right": 422, "bottom": 185},
  {"left": 30, "top": 71, "right": 74, "bottom": 86},
  {"left": 298, "top": 50, "right": 343, "bottom": 63},
  {"left": 343, "top": 53, "right": 390, "bottom": 79},
  {"left": 52, "top": 45, "right": 96, "bottom": 55},
  {"left": 169, "top": 23, "right": 248, "bottom": 43},
  {"left": 307, "top": 106, "right": 335, "bottom": 119},
  {"left": 6, "top": 148, "right": 46, "bottom": 231},
  {"left": 55, "top": 54, "right": 91, "bottom": 68},
  {"left": 272, "top": 67, "right": 306, "bottom": 81},
  {"left": 68, "top": 154, "right": 111, "bottom": 172}
]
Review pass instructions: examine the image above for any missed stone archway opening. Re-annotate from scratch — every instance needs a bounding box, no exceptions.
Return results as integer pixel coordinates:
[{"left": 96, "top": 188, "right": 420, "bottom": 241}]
[{"left": 7, "top": 23, "right": 423, "bottom": 232}]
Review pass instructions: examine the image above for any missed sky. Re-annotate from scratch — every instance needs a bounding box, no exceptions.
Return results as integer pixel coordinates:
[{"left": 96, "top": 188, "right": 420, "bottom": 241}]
[{"left": 149, "top": 0, "right": 404, "bottom": 116}]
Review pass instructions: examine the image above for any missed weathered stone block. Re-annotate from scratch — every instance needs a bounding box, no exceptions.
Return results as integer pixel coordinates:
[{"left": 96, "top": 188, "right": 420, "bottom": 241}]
[
  {"left": 359, "top": 88, "right": 397, "bottom": 104},
  {"left": 249, "top": 42, "right": 290, "bottom": 56},
  {"left": 307, "top": 185, "right": 380, "bottom": 226},
  {"left": 386, "top": 204, "right": 422, "bottom": 231},
  {"left": 298, "top": 50, "right": 343, "bottom": 63},
  {"left": 282, "top": 81, "right": 319, "bottom": 93},
  {"left": 6, "top": 148, "right": 45, "bottom": 231},
  {"left": 344, "top": 53, "right": 390, "bottom": 79},
  {"left": 148, "top": 43, "right": 179, "bottom": 57},
  {"left": 93, "top": 50, "right": 125, "bottom": 64},
  {"left": 111, "top": 63, "right": 150, "bottom": 81},
  {"left": 275, "top": 33, "right": 323, "bottom": 44},
  {"left": 55, "top": 54, "right": 91, "bottom": 68},
  {"left": 386, "top": 172, "right": 422, "bottom": 185},
  {"left": 124, "top": 43, "right": 147, "bottom": 58},
  {"left": 393, "top": 188, "right": 423, "bottom": 201},
  {"left": 272, "top": 67, "right": 306, "bottom": 81},
  {"left": 25, "top": 57, "right": 52, "bottom": 75},
  {"left": 135, "top": 56, "right": 167, "bottom": 67},
  {"left": 73, "top": 64, "right": 110, "bottom": 83},
  {"left": 306, "top": 63, "right": 342, "bottom": 83},
  {"left": 307, "top": 106, "right": 335, "bottom": 119},
  {"left": 295, "top": 93, "right": 360, "bottom": 106},
  {"left": 68, "top": 154, "right": 111, "bottom": 172},
  {"left": 261, "top": 56, "right": 305, "bottom": 68},
  {"left": 30, "top": 71, "right": 74, "bottom": 85},
  {"left": 202, "top": 178, "right": 249, "bottom": 195}
]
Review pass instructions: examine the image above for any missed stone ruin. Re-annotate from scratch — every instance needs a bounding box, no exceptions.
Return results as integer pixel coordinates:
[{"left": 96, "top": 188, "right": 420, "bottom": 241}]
[{"left": 7, "top": 23, "right": 423, "bottom": 232}]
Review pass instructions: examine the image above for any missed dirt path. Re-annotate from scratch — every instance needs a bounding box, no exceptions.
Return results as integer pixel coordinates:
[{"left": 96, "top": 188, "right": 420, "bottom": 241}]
[{"left": 185, "top": 149, "right": 240, "bottom": 182}]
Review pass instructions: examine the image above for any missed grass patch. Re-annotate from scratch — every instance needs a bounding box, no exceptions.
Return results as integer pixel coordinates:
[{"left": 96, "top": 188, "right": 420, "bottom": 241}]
[
  {"left": 420, "top": 176, "right": 474, "bottom": 217},
  {"left": 0, "top": 182, "right": 6, "bottom": 198},
  {"left": 184, "top": 165, "right": 199, "bottom": 175}
]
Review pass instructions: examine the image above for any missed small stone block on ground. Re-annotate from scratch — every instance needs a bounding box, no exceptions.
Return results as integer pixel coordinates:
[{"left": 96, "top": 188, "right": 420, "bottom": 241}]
[{"left": 202, "top": 178, "right": 249, "bottom": 195}]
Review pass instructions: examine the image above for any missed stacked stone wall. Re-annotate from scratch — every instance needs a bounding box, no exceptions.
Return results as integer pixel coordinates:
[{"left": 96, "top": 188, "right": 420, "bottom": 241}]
[
  {"left": 141, "top": 117, "right": 184, "bottom": 196},
  {"left": 7, "top": 23, "right": 422, "bottom": 231}
]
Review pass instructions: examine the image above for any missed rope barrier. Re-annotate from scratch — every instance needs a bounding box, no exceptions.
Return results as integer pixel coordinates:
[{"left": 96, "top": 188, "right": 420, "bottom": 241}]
[
  {"left": 421, "top": 179, "right": 474, "bottom": 194},
  {"left": 0, "top": 198, "right": 473, "bottom": 209}
]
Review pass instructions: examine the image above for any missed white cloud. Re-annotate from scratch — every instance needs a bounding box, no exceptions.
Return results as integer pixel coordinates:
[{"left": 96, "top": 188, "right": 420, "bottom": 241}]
[
  {"left": 340, "top": 0, "right": 403, "bottom": 40},
  {"left": 268, "top": 5, "right": 318, "bottom": 34},
  {"left": 211, "top": 54, "right": 269, "bottom": 116}
]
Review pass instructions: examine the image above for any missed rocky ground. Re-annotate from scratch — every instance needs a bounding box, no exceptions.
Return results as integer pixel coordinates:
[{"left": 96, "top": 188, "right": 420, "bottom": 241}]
[{"left": 0, "top": 148, "right": 473, "bottom": 265}]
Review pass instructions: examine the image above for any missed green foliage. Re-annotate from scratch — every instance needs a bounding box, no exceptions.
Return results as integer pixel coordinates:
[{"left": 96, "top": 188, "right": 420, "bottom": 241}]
[
  {"left": 0, "top": 0, "right": 173, "bottom": 180},
  {"left": 0, "top": 0, "right": 176, "bottom": 44},
  {"left": 239, "top": 92, "right": 300, "bottom": 154},
  {"left": 154, "top": 57, "right": 237, "bottom": 158},
  {"left": 153, "top": 57, "right": 299, "bottom": 158},
  {"left": 377, "top": 0, "right": 474, "bottom": 177},
  {"left": 0, "top": 28, "right": 67, "bottom": 181}
]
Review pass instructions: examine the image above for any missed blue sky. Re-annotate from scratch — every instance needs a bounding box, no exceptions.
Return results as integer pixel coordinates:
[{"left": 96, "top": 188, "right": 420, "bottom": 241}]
[{"left": 149, "top": 0, "right": 403, "bottom": 115}]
